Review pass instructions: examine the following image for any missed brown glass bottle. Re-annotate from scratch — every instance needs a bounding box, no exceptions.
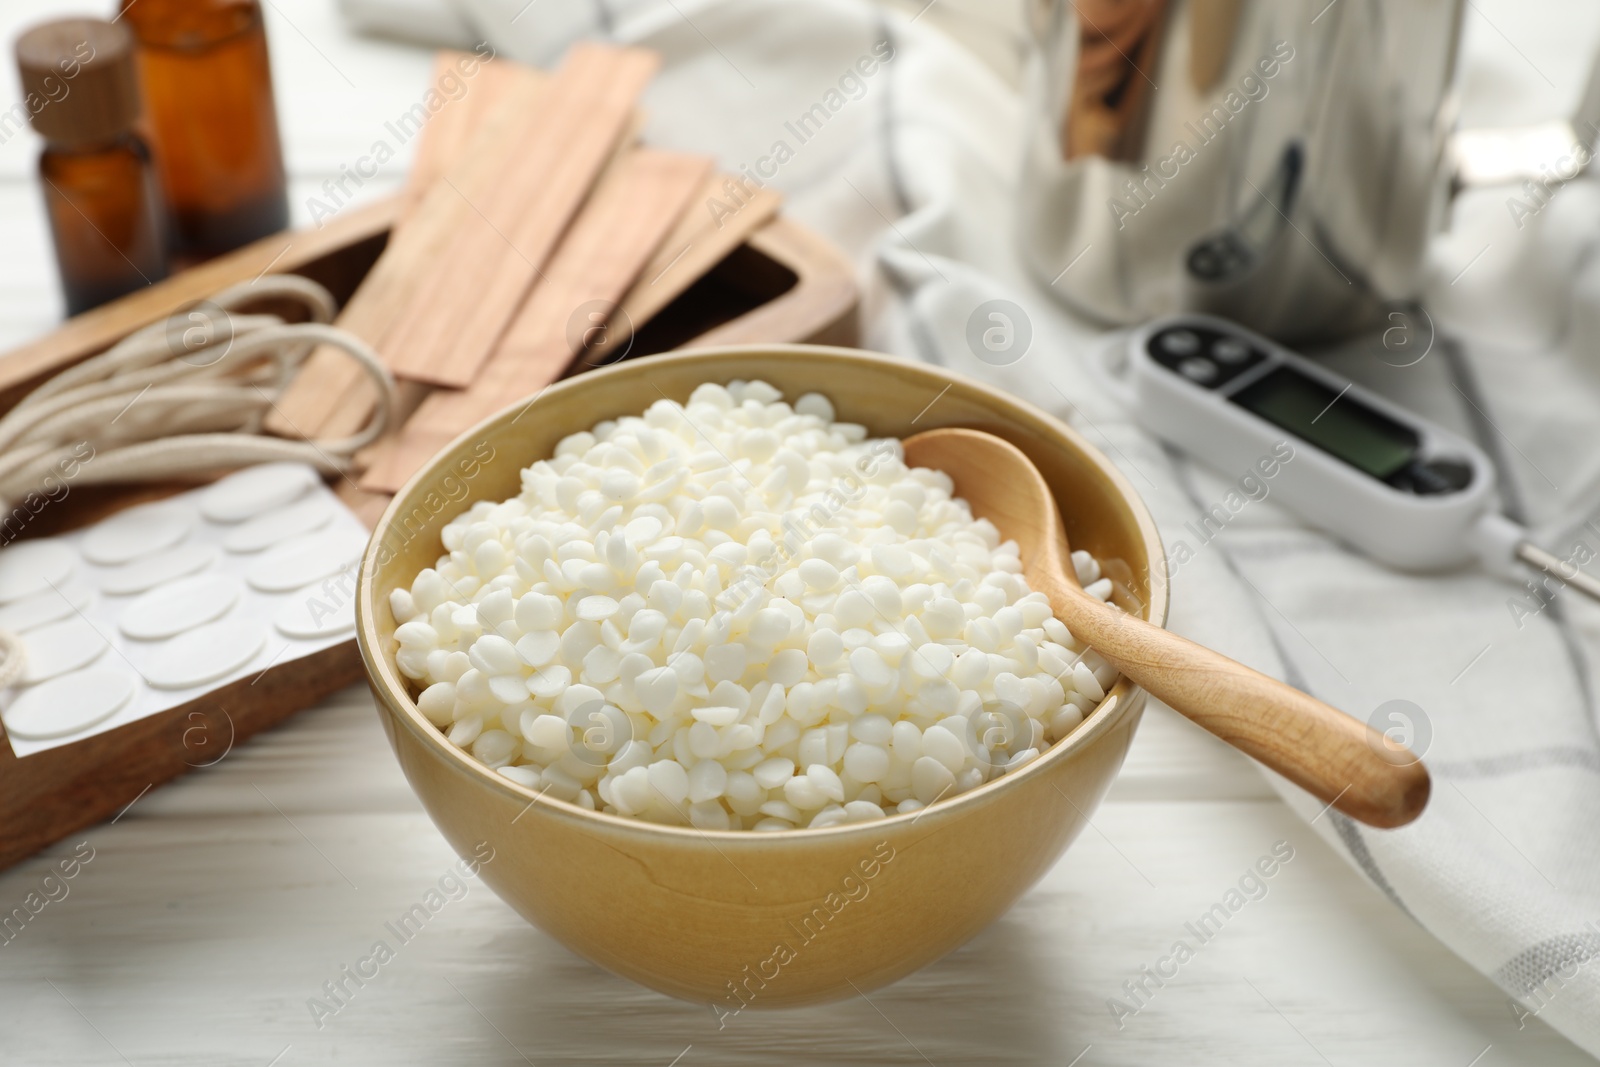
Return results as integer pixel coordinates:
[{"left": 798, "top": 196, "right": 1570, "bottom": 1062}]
[
  {"left": 16, "top": 19, "right": 168, "bottom": 316},
  {"left": 118, "top": 0, "right": 289, "bottom": 259}
]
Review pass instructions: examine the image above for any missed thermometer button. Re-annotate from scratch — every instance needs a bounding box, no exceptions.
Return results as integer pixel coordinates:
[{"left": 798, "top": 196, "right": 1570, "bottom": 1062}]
[
  {"left": 1178, "top": 356, "right": 1218, "bottom": 383},
  {"left": 1158, "top": 329, "right": 1202, "bottom": 356},
  {"left": 1212, "top": 337, "right": 1251, "bottom": 363},
  {"left": 1386, "top": 456, "right": 1474, "bottom": 495}
]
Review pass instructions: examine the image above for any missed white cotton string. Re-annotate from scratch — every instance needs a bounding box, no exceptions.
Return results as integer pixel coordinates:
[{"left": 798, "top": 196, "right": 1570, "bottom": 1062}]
[{"left": 0, "top": 276, "right": 395, "bottom": 513}]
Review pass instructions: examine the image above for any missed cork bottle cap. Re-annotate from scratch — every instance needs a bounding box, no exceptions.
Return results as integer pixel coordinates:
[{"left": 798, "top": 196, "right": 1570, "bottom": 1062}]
[{"left": 14, "top": 19, "right": 140, "bottom": 146}]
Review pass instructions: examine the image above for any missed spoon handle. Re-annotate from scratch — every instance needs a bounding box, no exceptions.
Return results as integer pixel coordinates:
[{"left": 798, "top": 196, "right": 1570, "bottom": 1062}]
[{"left": 1055, "top": 590, "right": 1430, "bottom": 828}]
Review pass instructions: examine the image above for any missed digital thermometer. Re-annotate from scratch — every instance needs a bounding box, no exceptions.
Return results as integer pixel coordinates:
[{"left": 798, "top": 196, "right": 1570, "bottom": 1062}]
[{"left": 1106, "top": 314, "right": 1600, "bottom": 598}]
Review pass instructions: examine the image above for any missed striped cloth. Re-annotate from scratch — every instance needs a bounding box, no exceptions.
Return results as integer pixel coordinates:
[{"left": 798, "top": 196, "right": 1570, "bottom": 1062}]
[{"left": 342, "top": 0, "right": 1600, "bottom": 1054}]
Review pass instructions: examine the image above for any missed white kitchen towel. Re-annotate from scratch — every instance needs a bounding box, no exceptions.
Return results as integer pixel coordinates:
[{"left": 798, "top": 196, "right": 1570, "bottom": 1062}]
[{"left": 340, "top": 0, "right": 1600, "bottom": 1055}]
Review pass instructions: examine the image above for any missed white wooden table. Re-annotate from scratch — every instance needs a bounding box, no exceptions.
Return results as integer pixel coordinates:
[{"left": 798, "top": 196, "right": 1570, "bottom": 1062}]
[{"left": 0, "top": 2, "right": 1594, "bottom": 1063}]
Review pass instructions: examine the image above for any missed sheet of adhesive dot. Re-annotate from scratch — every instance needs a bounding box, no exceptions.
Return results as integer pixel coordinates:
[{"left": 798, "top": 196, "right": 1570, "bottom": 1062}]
[{"left": 0, "top": 463, "right": 370, "bottom": 756}]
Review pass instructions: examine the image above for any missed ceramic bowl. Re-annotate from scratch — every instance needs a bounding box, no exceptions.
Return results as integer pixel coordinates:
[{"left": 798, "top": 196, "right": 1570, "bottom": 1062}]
[{"left": 356, "top": 344, "right": 1168, "bottom": 1008}]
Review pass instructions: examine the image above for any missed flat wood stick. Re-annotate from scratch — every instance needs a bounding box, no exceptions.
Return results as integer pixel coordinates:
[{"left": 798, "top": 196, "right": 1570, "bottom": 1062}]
[
  {"left": 264, "top": 60, "right": 550, "bottom": 441},
  {"left": 360, "top": 149, "right": 712, "bottom": 493},
  {"left": 346, "top": 113, "right": 647, "bottom": 478},
  {"left": 399, "top": 50, "right": 516, "bottom": 219},
  {"left": 575, "top": 175, "right": 783, "bottom": 367},
  {"left": 382, "top": 44, "right": 661, "bottom": 390}
]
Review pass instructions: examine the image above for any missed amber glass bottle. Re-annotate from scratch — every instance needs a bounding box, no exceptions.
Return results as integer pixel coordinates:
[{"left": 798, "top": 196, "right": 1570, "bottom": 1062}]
[
  {"left": 118, "top": 0, "right": 289, "bottom": 259},
  {"left": 15, "top": 19, "right": 168, "bottom": 316}
]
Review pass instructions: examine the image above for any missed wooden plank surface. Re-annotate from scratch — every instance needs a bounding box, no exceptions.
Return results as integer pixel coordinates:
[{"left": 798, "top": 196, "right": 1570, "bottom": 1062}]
[
  {"left": 0, "top": 695, "right": 1585, "bottom": 1066},
  {"left": 0, "top": 643, "right": 364, "bottom": 872},
  {"left": 381, "top": 44, "right": 661, "bottom": 389},
  {"left": 0, "top": 0, "right": 1583, "bottom": 1062},
  {"left": 360, "top": 148, "right": 713, "bottom": 492}
]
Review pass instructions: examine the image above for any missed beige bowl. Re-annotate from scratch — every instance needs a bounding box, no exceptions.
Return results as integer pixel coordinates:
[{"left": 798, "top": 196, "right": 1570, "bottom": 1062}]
[{"left": 356, "top": 344, "right": 1168, "bottom": 1009}]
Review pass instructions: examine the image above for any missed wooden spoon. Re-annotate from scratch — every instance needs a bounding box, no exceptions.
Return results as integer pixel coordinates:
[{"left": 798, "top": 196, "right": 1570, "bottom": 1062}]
[{"left": 903, "top": 427, "right": 1430, "bottom": 829}]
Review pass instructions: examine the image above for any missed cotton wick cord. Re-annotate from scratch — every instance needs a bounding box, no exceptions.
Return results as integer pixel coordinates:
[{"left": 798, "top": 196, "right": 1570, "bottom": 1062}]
[{"left": 0, "top": 276, "right": 396, "bottom": 513}]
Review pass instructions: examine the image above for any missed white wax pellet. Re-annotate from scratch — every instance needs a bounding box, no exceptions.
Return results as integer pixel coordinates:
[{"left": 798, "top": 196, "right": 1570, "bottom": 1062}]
[
  {"left": 81, "top": 502, "right": 194, "bottom": 565},
  {"left": 806, "top": 629, "right": 843, "bottom": 668},
  {"left": 0, "top": 539, "right": 76, "bottom": 603},
  {"left": 689, "top": 798, "right": 732, "bottom": 830},
  {"left": 499, "top": 765, "right": 541, "bottom": 788},
  {"left": 648, "top": 759, "right": 690, "bottom": 805},
  {"left": 473, "top": 729, "right": 518, "bottom": 767},
  {"left": 519, "top": 711, "right": 566, "bottom": 750},
  {"left": 691, "top": 705, "right": 740, "bottom": 727},
  {"left": 516, "top": 630, "right": 559, "bottom": 667},
  {"left": 766, "top": 648, "right": 808, "bottom": 686},
  {"left": 100, "top": 544, "right": 218, "bottom": 595},
  {"left": 199, "top": 462, "right": 318, "bottom": 523},
  {"left": 417, "top": 682, "right": 457, "bottom": 726},
  {"left": 749, "top": 608, "right": 790, "bottom": 645},
  {"left": 848, "top": 646, "right": 893, "bottom": 688},
  {"left": 806, "top": 764, "right": 845, "bottom": 803},
  {"left": 634, "top": 666, "right": 678, "bottom": 714},
  {"left": 843, "top": 800, "right": 886, "bottom": 822},
  {"left": 752, "top": 756, "right": 795, "bottom": 790},
  {"left": 688, "top": 759, "right": 728, "bottom": 803},
  {"left": 912, "top": 756, "right": 957, "bottom": 804},
  {"left": 921, "top": 725, "right": 966, "bottom": 774},
  {"left": 1072, "top": 661, "right": 1106, "bottom": 702},
  {"left": 798, "top": 728, "right": 828, "bottom": 770},
  {"left": 798, "top": 558, "right": 840, "bottom": 590},
  {"left": 1071, "top": 549, "right": 1101, "bottom": 586},
  {"left": 449, "top": 716, "right": 483, "bottom": 748},
  {"left": 851, "top": 715, "right": 893, "bottom": 745},
  {"left": 843, "top": 742, "right": 891, "bottom": 783},
  {"left": 784, "top": 775, "right": 826, "bottom": 810},
  {"left": 575, "top": 595, "right": 619, "bottom": 622},
  {"left": 793, "top": 392, "right": 834, "bottom": 421}
]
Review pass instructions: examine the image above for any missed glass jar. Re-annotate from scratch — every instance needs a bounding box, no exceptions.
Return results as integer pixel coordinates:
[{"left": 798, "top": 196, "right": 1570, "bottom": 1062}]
[{"left": 118, "top": 0, "right": 290, "bottom": 260}]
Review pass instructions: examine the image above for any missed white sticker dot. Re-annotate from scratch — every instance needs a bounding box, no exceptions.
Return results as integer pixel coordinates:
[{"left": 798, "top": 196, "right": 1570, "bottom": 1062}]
[
  {"left": 0, "top": 539, "right": 76, "bottom": 603},
  {"left": 3, "top": 668, "right": 136, "bottom": 740},
  {"left": 246, "top": 529, "right": 368, "bottom": 593},
  {"left": 119, "top": 574, "right": 241, "bottom": 640},
  {"left": 81, "top": 502, "right": 194, "bottom": 565},
  {"left": 223, "top": 495, "right": 335, "bottom": 553},
  {"left": 274, "top": 580, "right": 356, "bottom": 639},
  {"left": 21, "top": 615, "right": 108, "bottom": 683},
  {"left": 0, "top": 577, "right": 93, "bottom": 632},
  {"left": 144, "top": 618, "right": 267, "bottom": 690},
  {"left": 200, "top": 463, "right": 318, "bottom": 523},
  {"left": 100, "top": 544, "right": 218, "bottom": 595}
]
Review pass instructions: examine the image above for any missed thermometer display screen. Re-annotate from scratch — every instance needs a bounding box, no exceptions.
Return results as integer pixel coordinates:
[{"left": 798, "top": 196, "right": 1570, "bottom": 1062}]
[{"left": 1231, "top": 366, "right": 1419, "bottom": 479}]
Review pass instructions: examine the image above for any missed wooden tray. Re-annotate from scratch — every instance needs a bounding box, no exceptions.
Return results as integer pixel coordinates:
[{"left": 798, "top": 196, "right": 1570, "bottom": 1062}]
[{"left": 0, "top": 196, "right": 858, "bottom": 871}]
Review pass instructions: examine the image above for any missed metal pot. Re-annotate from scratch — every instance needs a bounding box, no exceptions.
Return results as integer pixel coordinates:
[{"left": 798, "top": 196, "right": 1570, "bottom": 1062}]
[{"left": 1019, "top": 0, "right": 1599, "bottom": 344}]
